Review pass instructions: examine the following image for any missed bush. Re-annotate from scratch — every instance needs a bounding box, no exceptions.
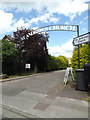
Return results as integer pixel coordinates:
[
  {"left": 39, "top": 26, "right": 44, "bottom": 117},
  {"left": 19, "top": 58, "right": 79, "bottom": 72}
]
[
  {"left": 71, "top": 43, "right": 90, "bottom": 79},
  {"left": 2, "top": 39, "right": 18, "bottom": 75},
  {"left": 46, "top": 55, "right": 69, "bottom": 71},
  {"left": 71, "top": 43, "right": 90, "bottom": 71}
]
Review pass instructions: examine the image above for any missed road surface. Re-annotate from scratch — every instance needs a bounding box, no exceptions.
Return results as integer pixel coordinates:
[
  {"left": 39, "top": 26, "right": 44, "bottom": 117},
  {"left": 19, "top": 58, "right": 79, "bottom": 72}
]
[{"left": 2, "top": 70, "right": 88, "bottom": 118}]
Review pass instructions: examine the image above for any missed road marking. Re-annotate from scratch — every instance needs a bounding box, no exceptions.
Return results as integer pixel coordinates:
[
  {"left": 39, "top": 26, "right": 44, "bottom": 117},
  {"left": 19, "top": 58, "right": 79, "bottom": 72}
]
[
  {"left": 59, "top": 84, "right": 67, "bottom": 91},
  {"left": 58, "top": 79, "right": 73, "bottom": 91}
]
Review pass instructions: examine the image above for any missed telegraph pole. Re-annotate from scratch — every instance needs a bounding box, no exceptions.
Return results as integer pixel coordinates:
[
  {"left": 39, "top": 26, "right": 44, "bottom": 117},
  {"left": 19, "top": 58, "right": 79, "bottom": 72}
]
[{"left": 77, "top": 25, "right": 80, "bottom": 69}]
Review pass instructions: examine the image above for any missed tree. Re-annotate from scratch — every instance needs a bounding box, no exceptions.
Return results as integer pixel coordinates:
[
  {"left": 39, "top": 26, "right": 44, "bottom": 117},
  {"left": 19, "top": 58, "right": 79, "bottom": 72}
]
[
  {"left": 71, "top": 43, "right": 90, "bottom": 71},
  {"left": 58, "top": 56, "right": 69, "bottom": 69},
  {"left": 2, "top": 39, "right": 18, "bottom": 75},
  {"left": 46, "top": 55, "right": 69, "bottom": 71},
  {"left": 80, "top": 44, "right": 90, "bottom": 68},
  {"left": 46, "top": 55, "right": 58, "bottom": 71},
  {"left": 13, "top": 27, "right": 49, "bottom": 73}
]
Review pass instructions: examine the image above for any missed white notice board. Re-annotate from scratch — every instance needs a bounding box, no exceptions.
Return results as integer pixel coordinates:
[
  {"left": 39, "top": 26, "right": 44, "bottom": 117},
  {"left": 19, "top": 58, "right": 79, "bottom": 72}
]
[{"left": 25, "top": 64, "right": 30, "bottom": 69}]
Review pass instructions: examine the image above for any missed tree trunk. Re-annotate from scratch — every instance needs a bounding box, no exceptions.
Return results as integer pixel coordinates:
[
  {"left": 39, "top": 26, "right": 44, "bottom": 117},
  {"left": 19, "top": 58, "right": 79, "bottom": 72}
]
[{"left": 34, "top": 62, "right": 38, "bottom": 73}]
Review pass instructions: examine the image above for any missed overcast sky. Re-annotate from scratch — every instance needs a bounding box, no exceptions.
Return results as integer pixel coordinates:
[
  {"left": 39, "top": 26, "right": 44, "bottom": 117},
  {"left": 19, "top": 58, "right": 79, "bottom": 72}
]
[{"left": 0, "top": 0, "right": 89, "bottom": 58}]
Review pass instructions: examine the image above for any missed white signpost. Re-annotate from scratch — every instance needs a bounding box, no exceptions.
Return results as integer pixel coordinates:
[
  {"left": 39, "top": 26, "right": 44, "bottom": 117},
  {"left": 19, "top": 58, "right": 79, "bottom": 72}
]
[
  {"left": 73, "top": 32, "right": 90, "bottom": 46},
  {"left": 73, "top": 32, "right": 90, "bottom": 69}
]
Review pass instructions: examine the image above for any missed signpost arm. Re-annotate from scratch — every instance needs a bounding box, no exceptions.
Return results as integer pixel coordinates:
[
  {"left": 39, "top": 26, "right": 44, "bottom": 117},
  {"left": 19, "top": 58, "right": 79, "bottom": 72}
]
[{"left": 77, "top": 25, "right": 80, "bottom": 69}]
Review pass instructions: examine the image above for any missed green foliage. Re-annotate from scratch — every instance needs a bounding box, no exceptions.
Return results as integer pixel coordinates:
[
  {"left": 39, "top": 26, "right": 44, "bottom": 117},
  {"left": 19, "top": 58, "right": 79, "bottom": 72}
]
[
  {"left": 71, "top": 49, "right": 78, "bottom": 71},
  {"left": 2, "top": 39, "right": 18, "bottom": 75},
  {"left": 46, "top": 55, "right": 69, "bottom": 71},
  {"left": 58, "top": 56, "right": 69, "bottom": 69},
  {"left": 71, "top": 43, "right": 90, "bottom": 71},
  {"left": 80, "top": 44, "right": 90, "bottom": 68},
  {"left": 71, "top": 43, "right": 90, "bottom": 78}
]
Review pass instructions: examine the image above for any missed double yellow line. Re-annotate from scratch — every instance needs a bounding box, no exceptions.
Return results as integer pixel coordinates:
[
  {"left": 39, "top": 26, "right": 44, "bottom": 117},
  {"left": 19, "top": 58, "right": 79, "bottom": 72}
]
[
  {"left": 59, "top": 84, "right": 67, "bottom": 91},
  {"left": 58, "top": 80, "right": 72, "bottom": 91}
]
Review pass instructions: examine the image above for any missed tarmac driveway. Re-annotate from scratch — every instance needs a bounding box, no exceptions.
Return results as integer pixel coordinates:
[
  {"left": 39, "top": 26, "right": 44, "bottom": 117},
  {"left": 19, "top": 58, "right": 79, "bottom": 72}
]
[{"left": 2, "top": 70, "right": 88, "bottom": 118}]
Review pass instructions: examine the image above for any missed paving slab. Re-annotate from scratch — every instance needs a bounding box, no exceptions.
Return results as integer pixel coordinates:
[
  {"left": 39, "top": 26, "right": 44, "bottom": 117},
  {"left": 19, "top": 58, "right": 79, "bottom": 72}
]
[
  {"left": 1, "top": 105, "right": 39, "bottom": 118},
  {"left": 33, "top": 103, "right": 50, "bottom": 111},
  {"left": 2, "top": 91, "right": 88, "bottom": 118},
  {"left": 40, "top": 104, "right": 88, "bottom": 118}
]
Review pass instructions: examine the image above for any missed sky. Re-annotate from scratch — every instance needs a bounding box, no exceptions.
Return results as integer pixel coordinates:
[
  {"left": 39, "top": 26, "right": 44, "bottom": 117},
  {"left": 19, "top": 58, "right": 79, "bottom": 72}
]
[{"left": 0, "top": 0, "right": 89, "bottom": 58}]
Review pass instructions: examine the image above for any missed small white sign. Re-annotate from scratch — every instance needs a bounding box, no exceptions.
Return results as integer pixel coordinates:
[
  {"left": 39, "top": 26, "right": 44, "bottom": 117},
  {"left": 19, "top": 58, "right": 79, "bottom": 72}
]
[
  {"left": 73, "top": 32, "right": 90, "bottom": 46},
  {"left": 25, "top": 64, "right": 30, "bottom": 69}
]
